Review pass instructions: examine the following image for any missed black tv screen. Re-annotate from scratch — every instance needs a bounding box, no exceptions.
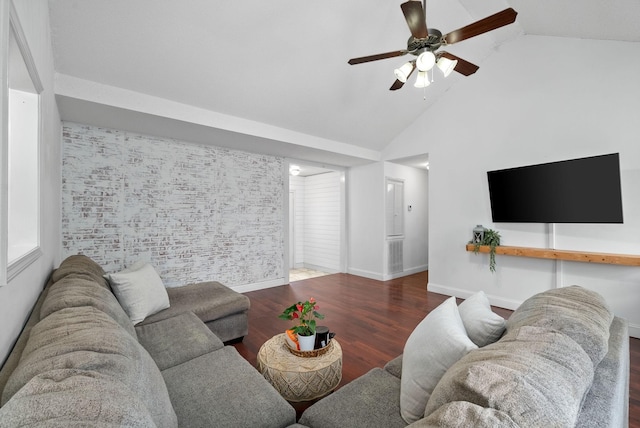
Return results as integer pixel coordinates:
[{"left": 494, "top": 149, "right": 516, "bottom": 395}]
[{"left": 487, "top": 153, "right": 623, "bottom": 223}]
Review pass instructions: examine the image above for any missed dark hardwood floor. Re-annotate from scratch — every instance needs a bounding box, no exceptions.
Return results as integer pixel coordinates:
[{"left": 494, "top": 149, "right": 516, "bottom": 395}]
[{"left": 232, "top": 271, "right": 639, "bottom": 426}]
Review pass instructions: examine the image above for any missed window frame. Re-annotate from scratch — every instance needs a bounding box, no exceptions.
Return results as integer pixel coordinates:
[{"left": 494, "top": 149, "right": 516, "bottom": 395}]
[{"left": 0, "top": 2, "right": 43, "bottom": 286}]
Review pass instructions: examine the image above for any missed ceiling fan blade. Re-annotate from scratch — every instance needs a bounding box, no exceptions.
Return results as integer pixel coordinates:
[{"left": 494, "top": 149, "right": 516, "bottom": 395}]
[
  {"left": 401, "top": 1, "right": 428, "bottom": 39},
  {"left": 390, "top": 80, "right": 405, "bottom": 91},
  {"left": 440, "top": 52, "right": 479, "bottom": 76},
  {"left": 348, "top": 50, "right": 408, "bottom": 65},
  {"left": 443, "top": 8, "right": 517, "bottom": 45}
]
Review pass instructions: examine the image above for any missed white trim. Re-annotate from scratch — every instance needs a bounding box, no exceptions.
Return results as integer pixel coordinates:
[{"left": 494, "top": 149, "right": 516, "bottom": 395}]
[
  {"left": 9, "top": 3, "right": 43, "bottom": 93},
  {"left": 1, "top": 2, "right": 44, "bottom": 286},
  {"left": 233, "top": 277, "right": 287, "bottom": 293},
  {"left": 426, "top": 282, "right": 523, "bottom": 311},
  {"left": 347, "top": 267, "right": 384, "bottom": 281},
  {"left": 0, "top": 0, "right": 9, "bottom": 287},
  {"left": 7, "top": 246, "right": 41, "bottom": 282},
  {"left": 382, "top": 264, "right": 428, "bottom": 281}
]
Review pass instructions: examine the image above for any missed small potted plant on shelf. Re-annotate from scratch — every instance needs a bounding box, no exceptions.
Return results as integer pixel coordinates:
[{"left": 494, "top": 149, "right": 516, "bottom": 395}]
[
  {"left": 279, "top": 297, "right": 325, "bottom": 351},
  {"left": 471, "top": 228, "right": 501, "bottom": 273}
]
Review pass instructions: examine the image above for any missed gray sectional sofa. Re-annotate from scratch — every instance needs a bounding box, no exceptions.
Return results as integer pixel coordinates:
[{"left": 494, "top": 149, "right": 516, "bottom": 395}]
[
  {"left": 298, "top": 286, "right": 630, "bottom": 427},
  {"left": 0, "top": 254, "right": 630, "bottom": 427},
  {"left": 0, "top": 255, "right": 296, "bottom": 427}
]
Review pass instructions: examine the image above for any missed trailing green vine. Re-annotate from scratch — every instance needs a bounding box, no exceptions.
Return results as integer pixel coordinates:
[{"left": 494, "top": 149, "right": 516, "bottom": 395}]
[{"left": 472, "top": 228, "right": 501, "bottom": 273}]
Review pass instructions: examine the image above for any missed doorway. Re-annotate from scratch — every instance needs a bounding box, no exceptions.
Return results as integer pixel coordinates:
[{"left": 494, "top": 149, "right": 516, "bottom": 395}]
[{"left": 288, "top": 162, "right": 345, "bottom": 282}]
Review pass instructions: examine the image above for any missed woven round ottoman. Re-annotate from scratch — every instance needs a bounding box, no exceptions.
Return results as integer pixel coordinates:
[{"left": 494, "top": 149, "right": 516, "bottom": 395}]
[{"left": 256, "top": 333, "right": 342, "bottom": 402}]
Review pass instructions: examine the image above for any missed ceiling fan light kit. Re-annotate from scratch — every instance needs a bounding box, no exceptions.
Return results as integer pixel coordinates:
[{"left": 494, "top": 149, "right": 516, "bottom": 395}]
[
  {"left": 347, "top": 1, "right": 518, "bottom": 93},
  {"left": 414, "top": 71, "right": 430, "bottom": 88},
  {"left": 436, "top": 56, "right": 457, "bottom": 77},
  {"left": 394, "top": 61, "right": 416, "bottom": 83},
  {"left": 416, "top": 50, "right": 436, "bottom": 71}
]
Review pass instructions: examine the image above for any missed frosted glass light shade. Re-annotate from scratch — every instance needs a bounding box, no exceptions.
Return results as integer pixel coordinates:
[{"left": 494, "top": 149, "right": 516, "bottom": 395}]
[
  {"left": 414, "top": 71, "right": 430, "bottom": 88},
  {"left": 394, "top": 62, "right": 414, "bottom": 83},
  {"left": 416, "top": 51, "right": 436, "bottom": 71},
  {"left": 437, "top": 57, "right": 458, "bottom": 77}
]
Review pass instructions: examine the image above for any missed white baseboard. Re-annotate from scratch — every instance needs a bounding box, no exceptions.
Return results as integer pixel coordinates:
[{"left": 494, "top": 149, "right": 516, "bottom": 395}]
[
  {"left": 234, "top": 277, "right": 287, "bottom": 293},
  {"left": 348, "top": 265, "right": 429, "bottom": 282},
  {"left": 347, "top": 268, "right": 384, "bottom": 281},
  {"left": 427, "top": 282, "right": 522, "bottom": 311},
  {"left": 382, "top": 264, "right": 428, "bottom": 281}
]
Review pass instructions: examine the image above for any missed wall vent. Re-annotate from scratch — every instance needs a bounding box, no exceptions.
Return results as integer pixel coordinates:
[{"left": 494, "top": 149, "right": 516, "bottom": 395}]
[{"left": 388, "top": 240, "right": 403, "bottom": 274}]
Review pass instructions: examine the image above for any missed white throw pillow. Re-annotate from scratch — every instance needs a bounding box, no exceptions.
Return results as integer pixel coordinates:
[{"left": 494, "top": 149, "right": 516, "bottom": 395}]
[
  {"left": 400, "top": 297, "right": 478, "bottom": 424},
  {"left": 104, "top": 262, "right": 170, "bottom": 325},
  {"left": 458, "top": 290, "right": 506, "bottom": 347}
]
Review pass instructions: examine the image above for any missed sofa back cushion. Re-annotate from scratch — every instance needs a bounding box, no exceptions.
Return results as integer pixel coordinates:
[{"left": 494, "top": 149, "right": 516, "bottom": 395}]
[
  {"left": 41, "top": 276, "right": 137, "bottom": 339},
  {"left": 425, "top": 326, "right": 594, "bottom": 427},
  {"left": 506, "top": 285, "right": 613, "bottom": 366},
  {"left": 1, "top": 307, "right": 177, "bottom": 427},
  {"left": 421, "top": 401, "right": 518, "bottom": 428},
  {"left": 0, "top": 369, "right": 157, "bottom": 427},
  {"left": 52, "top": 254, "right": 110, "bottom": 290}
]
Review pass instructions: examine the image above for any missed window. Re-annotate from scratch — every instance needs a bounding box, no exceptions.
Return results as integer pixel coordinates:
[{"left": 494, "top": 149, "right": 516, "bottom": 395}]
[{"left": 1, "top": 4, "right": 43, "bottom": 285}]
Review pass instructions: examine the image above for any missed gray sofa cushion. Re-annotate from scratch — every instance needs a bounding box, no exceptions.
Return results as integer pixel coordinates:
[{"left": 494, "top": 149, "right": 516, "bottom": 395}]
[
  {"left": 0, "top": 369, "right": 157, "bottom": 427},
  {"left": 162, "top": 346, "right": 296, "bottom": 428},
  {"left": 384, "top": 354, "right": 403, "bottom": 379},
  {"left": 506, "top": 285, "right": 613, "bottom": 366},
  {"left": 135, "top": 311, "right": 224, "bottom": 370},
  {"left": 142, "top": 281, "right": 250, "bottom": 325},
  {"left": 416, "top": 401, "right": 518, "bottom": 427},
  {"left": 425, "top": 325, "right": 594, "bottom": 427},
  {"left": 41, "top": 276, "right": 137, "bottom": 339},
  {"left": 51, "top": 254, "right": 110, "bottom": 290},
  {"left": 299, "top": 368, "right": 407, "bottom": 428},
  {"left": 1, "top": 307, "right": 177, "bottom": 428}
]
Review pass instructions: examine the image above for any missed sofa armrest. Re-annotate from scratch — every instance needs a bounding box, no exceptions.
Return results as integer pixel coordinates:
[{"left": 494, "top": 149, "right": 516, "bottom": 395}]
[{"left": 135, "top": 311, "right": 224, "bottom": 371}]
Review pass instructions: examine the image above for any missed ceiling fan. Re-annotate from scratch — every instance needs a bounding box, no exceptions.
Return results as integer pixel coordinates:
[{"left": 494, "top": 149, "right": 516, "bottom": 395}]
[{"left": 347, "top": 0, "right": 518, "bottom": 90}]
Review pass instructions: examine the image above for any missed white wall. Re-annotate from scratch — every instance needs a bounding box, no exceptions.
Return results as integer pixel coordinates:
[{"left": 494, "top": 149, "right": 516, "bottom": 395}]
[
  {"left": 347, "top": 161, "right": 428, "bottom": 280},
  {"left": 348, "top": 162, "right": 385, "bottom": 279},
  {"left": 0, "top": 0, "right": 61, "bottom": 366},
  {"left": 290, "top": 175, "right": 305, "bottom": 267},
  {"left": 384, "top": 162, "right": 429, "bottom": 277},
  {"left": 383, "top": 35, "right": 640, "bottom": 337},
  {"left": 303, "top": 172, "right": 341, "bottom": 272},
  {"left": 61, "top": 123, "right": 285, "bottom": 291}
]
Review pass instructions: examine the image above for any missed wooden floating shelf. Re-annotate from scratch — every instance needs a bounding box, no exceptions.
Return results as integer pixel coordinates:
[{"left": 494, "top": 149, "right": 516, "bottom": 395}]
[{"left": 465, "top": 244, "right": 640, "bottom": 267}]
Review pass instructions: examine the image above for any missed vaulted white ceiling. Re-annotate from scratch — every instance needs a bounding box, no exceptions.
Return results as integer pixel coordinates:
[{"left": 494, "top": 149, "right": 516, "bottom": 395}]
[{"left": 48, "top": 0, "right": 640, "bottom": 166}]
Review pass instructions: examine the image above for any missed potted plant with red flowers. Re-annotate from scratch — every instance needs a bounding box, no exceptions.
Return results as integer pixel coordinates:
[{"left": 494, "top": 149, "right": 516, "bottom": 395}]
[{"left": 279, "top": 297, "right": 325, "bottom": 351}]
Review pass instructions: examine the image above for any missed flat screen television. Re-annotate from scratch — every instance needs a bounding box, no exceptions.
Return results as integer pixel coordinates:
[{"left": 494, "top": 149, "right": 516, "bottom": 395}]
[{"left": 487, "top": 153, "right": 623, "bottom": 223}]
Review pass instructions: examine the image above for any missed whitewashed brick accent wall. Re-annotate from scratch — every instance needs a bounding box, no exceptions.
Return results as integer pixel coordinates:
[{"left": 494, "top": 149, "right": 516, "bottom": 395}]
[{"left": 61, "top": 123, "right": 284, "bottom": 288}]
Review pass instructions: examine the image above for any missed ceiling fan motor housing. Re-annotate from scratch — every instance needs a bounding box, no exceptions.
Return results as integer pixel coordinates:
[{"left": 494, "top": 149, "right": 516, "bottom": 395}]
[{"left": 407, "top": 28, "right": 443, "bottom": 54}]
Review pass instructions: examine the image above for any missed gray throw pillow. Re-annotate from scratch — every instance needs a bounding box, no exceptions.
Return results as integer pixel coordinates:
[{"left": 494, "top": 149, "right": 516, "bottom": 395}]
[
  {"left": 104, "top": 262, "right": 170, "bottom": 325},
  {"left": 458, "top": 290, "right": 506, "bottom": 347}
]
